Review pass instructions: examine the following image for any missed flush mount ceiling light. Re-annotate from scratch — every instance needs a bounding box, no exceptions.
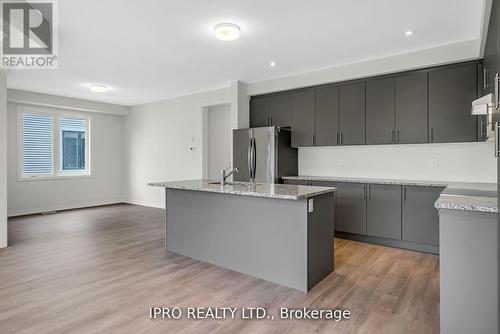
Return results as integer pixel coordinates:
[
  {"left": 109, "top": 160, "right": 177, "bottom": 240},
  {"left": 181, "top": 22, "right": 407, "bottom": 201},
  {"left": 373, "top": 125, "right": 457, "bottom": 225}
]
[
  {"left": 214, "top": 23, "right": 240, "bottom": 41},
  {"left": 404, "top": 30, "right": 414, "bottom": 36},
  {"left": 89, "top": 83, "right": 109, "bottom": 93},
  {"left": 270, "top": 61, "right": 276, "bottom": 67}
]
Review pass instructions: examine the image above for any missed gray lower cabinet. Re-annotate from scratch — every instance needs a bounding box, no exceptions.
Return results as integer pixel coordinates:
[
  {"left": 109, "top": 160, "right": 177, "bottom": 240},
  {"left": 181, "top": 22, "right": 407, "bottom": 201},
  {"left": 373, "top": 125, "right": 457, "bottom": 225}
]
[
  {"left": 250, "top": 97, "right": 269, "bottom": 127},
  {"left": 402, "top": 186, "right": 443, "bottom": 245},
  {"left": 429, "top": 63, "right": 478, "bottom": 143},
  {"left": 339, "top": 81, "right": 365, "bottom": 145},
  {"left": 291, "top": 89, "right": 316, "bottom": 147},
  {"left": 366, "top": 77, "right": 395, "bottom": 145},
  {"left": 335, "top": 183, "right": 366, "bottom": 235},
  {"left": 366, "top": 184, "right": 402, "bottom": 240}
]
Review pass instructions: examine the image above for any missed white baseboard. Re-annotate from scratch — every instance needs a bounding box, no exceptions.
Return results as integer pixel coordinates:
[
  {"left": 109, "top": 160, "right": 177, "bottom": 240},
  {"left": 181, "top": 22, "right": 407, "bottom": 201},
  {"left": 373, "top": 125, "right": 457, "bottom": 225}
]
[
  {"left": 8, "top": 198, "right": 126, "bottom": 217},
  {"left": 125, "top": 200, "right": 165, "bottom": 209}
]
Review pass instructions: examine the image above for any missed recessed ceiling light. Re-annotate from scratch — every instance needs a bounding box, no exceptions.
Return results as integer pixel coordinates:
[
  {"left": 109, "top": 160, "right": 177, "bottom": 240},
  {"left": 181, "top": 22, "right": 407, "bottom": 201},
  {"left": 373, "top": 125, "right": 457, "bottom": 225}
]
[
  {"left": 270, "top": 61, "right": 276, "bottom": 67},
  {"left": 405, "top": 30, "right": 414, "bottom": 36},
  {"left": 214, "top": 23, "right": 240, "bottom": 41},
  {"left": 89, "top": 83, "right": 109, "bottom": 93}
]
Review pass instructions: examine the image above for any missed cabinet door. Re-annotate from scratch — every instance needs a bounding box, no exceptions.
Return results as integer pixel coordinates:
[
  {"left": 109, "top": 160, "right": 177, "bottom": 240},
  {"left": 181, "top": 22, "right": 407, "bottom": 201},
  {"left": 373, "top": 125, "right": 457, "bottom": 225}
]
[
  {"left": 335, "top": 183, "right": 366, "bottom": 235},
  {"left": 315, "top": 85, "right": 339, "bottom": 146},
  {"left": 339, "top": 81, "right": 365, "bottom": 145},
  {"left": 291, "top": 90, "right": 316, "bottom": 147},
  {"left": 366, "top": 77, "right": 395, "bottom": 145},
  {"left": 429, "top": 64, "right": 478, "bottom": 143},
  {"left": 250, "top": 97, "right": 270, "bottom": 127},
  {"left": 402, "top": 186, "right": 443, "bottom": 246},
  {"left": 395, "top": 72, "right": 428, "bottom": 144},
  {"left": 269, "top": 94, "right": 292, "bottom": 127},
  {"left": 366, "top": 184, "right": 401, "bottom": 240}
]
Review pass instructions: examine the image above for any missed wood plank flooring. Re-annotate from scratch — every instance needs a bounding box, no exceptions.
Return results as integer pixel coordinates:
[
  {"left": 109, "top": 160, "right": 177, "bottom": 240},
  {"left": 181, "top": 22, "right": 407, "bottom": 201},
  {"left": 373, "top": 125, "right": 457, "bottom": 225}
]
[{"left": 0, "top": 204, "right": 440, "bottom": 333}]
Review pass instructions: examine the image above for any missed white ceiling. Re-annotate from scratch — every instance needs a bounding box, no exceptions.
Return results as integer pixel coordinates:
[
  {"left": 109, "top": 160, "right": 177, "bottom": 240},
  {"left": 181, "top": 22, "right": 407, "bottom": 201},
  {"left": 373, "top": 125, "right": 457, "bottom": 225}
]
[{"left": 5, "top": 0, "right": 486, "bottom": 106}]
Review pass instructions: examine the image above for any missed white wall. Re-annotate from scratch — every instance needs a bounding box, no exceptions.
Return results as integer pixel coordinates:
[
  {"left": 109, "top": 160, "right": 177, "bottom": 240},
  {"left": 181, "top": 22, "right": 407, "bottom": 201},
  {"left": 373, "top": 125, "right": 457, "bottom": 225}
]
[
  {"left": 0, "top": 72, "right": 7, "bottom": 247},
  {"left": 7, "top": 101, "right": 125, "bottom": 216},
  {"left": 207, "top": 104, "right": 231, "bottom": 180},
  {"left": 124, "top": 88, "right": 230, "bottom": 208},
  {"left": 299, "top": 142, "right": 496, "bottom": 183}
]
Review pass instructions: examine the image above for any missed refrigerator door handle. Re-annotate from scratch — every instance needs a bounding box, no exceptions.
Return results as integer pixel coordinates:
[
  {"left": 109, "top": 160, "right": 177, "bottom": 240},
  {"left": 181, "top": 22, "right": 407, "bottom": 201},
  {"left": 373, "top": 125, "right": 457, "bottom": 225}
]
[
  {"left": 495, "top": 122, "right": 500, "bottom": 157},
  {"left": 250, "top": 137, "right": 256, "bottom": 181}
]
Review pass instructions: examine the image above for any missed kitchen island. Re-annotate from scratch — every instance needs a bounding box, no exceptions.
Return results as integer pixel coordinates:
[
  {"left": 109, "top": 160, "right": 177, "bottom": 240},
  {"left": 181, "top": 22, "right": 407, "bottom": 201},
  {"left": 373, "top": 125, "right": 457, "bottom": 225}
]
[{"left": 149, "top": 180, "right": 336, "bottom": 292}]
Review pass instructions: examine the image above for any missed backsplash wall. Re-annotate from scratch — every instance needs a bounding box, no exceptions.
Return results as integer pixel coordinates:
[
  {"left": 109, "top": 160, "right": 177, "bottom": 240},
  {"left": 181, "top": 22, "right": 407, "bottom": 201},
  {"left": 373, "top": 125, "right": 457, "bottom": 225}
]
[{"left": 298, "top": 141, "right": 496, "bottom": 183}]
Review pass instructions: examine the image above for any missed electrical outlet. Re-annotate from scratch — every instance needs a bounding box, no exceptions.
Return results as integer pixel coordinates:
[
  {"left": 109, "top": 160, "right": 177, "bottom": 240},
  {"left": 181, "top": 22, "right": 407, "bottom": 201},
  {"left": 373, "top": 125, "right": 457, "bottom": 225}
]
[{"left": 431, "top": 159, "right": 438, "bottom": 168}]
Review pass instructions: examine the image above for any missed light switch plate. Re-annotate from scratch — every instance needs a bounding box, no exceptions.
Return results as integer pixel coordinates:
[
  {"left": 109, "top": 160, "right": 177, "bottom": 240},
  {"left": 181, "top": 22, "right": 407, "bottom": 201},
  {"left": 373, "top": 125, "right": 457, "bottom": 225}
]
[{"left": 308, "top": 198, "right": 314, "bottom": 213}]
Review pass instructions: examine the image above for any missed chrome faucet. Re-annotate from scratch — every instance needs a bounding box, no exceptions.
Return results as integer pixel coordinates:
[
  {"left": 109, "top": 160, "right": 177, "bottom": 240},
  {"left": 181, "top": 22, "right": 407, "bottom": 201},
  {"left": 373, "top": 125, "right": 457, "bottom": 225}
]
[{"left": 220, "top": 167, "right": 239, "bottom": 186}]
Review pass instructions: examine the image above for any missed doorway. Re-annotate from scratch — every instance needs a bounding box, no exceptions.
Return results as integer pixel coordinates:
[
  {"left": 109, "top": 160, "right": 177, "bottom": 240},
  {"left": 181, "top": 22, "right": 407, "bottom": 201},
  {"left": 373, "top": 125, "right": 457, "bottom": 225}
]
[{"left": 203, "top": 103, "right": 231, "bottom": 180}]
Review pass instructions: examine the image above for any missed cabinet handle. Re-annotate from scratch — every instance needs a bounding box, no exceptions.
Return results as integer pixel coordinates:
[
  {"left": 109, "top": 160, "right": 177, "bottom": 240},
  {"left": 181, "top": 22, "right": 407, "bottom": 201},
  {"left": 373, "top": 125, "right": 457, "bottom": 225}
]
[
  {"left": 340, "top": 132, "right": 343, "bottom": 144},
  {"left": 368, "top": 185, "right": 371, "bottom": 199},
  {"left": 403, "top": 187, "right": 407, "bottom": 201},
  {"left": 483, "top": 67, "right": 488, "bottom": 90},
  {"left": 363, "top": 185, "right": 366, "bottom": 199},
  {"left": 336, "top": 133, "right": 339, "bottom": 145},
  {"left": 312, "top": 133, "right": 315, "bottom": 146},
  {"left": 397, "top": 129, "right": 400, "bottom": 143},
  {"left": 430, "top": 128, "right": 434, "bottom": 143},
  {"left": 390, "top": 129, "right": 394, "bottom": 143},
  {"left": 270, "top": 117, "right": 273, "bottom": 125}
]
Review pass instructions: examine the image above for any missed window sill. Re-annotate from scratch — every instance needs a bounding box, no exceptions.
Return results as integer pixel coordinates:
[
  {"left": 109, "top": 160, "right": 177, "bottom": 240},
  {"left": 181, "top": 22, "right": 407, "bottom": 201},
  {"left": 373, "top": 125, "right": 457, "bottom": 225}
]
[{"left": 17, "top": 174, "right": 92, "bottom": 182}]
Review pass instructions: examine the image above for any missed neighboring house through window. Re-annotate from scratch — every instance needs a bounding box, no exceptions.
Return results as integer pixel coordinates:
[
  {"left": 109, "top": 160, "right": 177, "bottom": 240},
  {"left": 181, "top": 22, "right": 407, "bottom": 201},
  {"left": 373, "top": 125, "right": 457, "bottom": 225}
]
[{"left": 18, "top": 106, "right": 91, "bottom": 179}]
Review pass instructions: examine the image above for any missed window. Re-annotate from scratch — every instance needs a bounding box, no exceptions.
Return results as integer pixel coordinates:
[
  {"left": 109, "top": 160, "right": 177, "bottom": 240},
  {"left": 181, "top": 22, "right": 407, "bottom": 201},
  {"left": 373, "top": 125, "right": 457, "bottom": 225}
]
[{"left": 18, "top": 107, "right": 90, "bottom": 179}]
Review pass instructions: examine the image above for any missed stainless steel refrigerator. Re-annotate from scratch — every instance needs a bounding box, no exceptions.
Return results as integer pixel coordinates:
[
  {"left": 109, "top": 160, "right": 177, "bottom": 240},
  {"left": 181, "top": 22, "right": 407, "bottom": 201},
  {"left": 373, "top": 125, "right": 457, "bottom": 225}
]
[{"left": 233, "top": 126, "right": 297, "bottom": 183}]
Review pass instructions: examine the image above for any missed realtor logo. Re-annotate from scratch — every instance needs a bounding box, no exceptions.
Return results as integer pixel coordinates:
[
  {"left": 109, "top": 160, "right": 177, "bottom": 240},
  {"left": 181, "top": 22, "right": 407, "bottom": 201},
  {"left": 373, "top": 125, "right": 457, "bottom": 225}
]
[{"left": 1, "top": 0, "right": 58, "bottom": 69}]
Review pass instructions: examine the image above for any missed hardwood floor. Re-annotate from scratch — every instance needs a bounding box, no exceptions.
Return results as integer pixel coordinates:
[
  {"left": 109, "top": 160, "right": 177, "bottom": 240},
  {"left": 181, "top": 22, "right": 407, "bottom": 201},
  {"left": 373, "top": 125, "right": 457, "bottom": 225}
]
[{"left": 0, "top": 204, "right": 439, "bottom": 334}]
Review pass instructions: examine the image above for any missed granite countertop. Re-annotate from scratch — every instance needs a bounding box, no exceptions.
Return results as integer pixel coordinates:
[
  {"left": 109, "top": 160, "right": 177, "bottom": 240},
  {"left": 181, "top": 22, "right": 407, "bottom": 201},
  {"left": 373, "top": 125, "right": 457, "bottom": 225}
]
[
  {"left": 282, "top": 175, "right": 449, "bottom": 187},
  {"left": 434, "top": 182, "right": 497, "bottom": 213},
  {"left": 284, "top": 175, "right": 497, "bottom": 213},
  {"left": 148, "top": 180, "right": 335, "bottom": 200}
]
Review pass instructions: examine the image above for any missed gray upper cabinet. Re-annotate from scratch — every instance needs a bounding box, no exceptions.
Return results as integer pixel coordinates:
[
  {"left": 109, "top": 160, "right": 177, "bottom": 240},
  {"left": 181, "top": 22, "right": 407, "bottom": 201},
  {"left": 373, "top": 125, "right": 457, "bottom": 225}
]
[
  {"left": 291, "top": 90, "right": 316, "bottom": 147},
  {"left": 335, "top": 182, "right": 366, "bottom": 235},
  {"left": 366, "top": 77, "right": 395, "bottom": 145},
  {"left": 250, "top": 97, "right": 270, "bottom": 127},
  {"left": 402, "top": 186, "right": 444, "bottom": 246},
  {"left": 315, "top": 85, "right": 339, "bottom": 146},
  {"left": 269, "top": 94, "right": 292, "bottom": 127},
  {"left": 395, "top": 72, "right": 429, "bottom": 144},
  {"left": 366, "top": 184, "right": 402, "bottom": 240},
  {"left": 339, "top": 81, "right": 365, "bottom": 145},
  {"left": 429, "top": 63, "right": 478, "bottom": 143}
]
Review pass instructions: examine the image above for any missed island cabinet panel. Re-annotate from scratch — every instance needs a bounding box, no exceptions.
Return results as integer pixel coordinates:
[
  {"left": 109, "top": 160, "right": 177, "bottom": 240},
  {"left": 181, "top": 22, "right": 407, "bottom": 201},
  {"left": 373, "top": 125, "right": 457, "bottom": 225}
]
[
  {"left": 366, "top": 184, "right": 402, "bottom": 240},
  {"left": 429, "top": 63, "right": 478, "bottom": 143},
  {"left": 402, "top": 186, "right": 443, "bottom": 246},
  {"left": 335, "top": 183, "right": 366, "bottom": 235},
  {"left": 291, "top": 89, "right": 316, "bottom": 147},
  {"left": 338, "top": 81, "right": 365, "bottom": 145},
  {"left": 366, "top": 77, "right": 395, "bottom": 145},
  {"left": 315, "top": 85, "right": 339, "bottom": 146},
  {"left": 250, "top": 97, "right": 270, "bottom": 127},
  {"left": 269, "top": 93, "right": 292, "bottom": 127},
  {"left": 395, "top": 72, "right": 429, "bottom": 144}
]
